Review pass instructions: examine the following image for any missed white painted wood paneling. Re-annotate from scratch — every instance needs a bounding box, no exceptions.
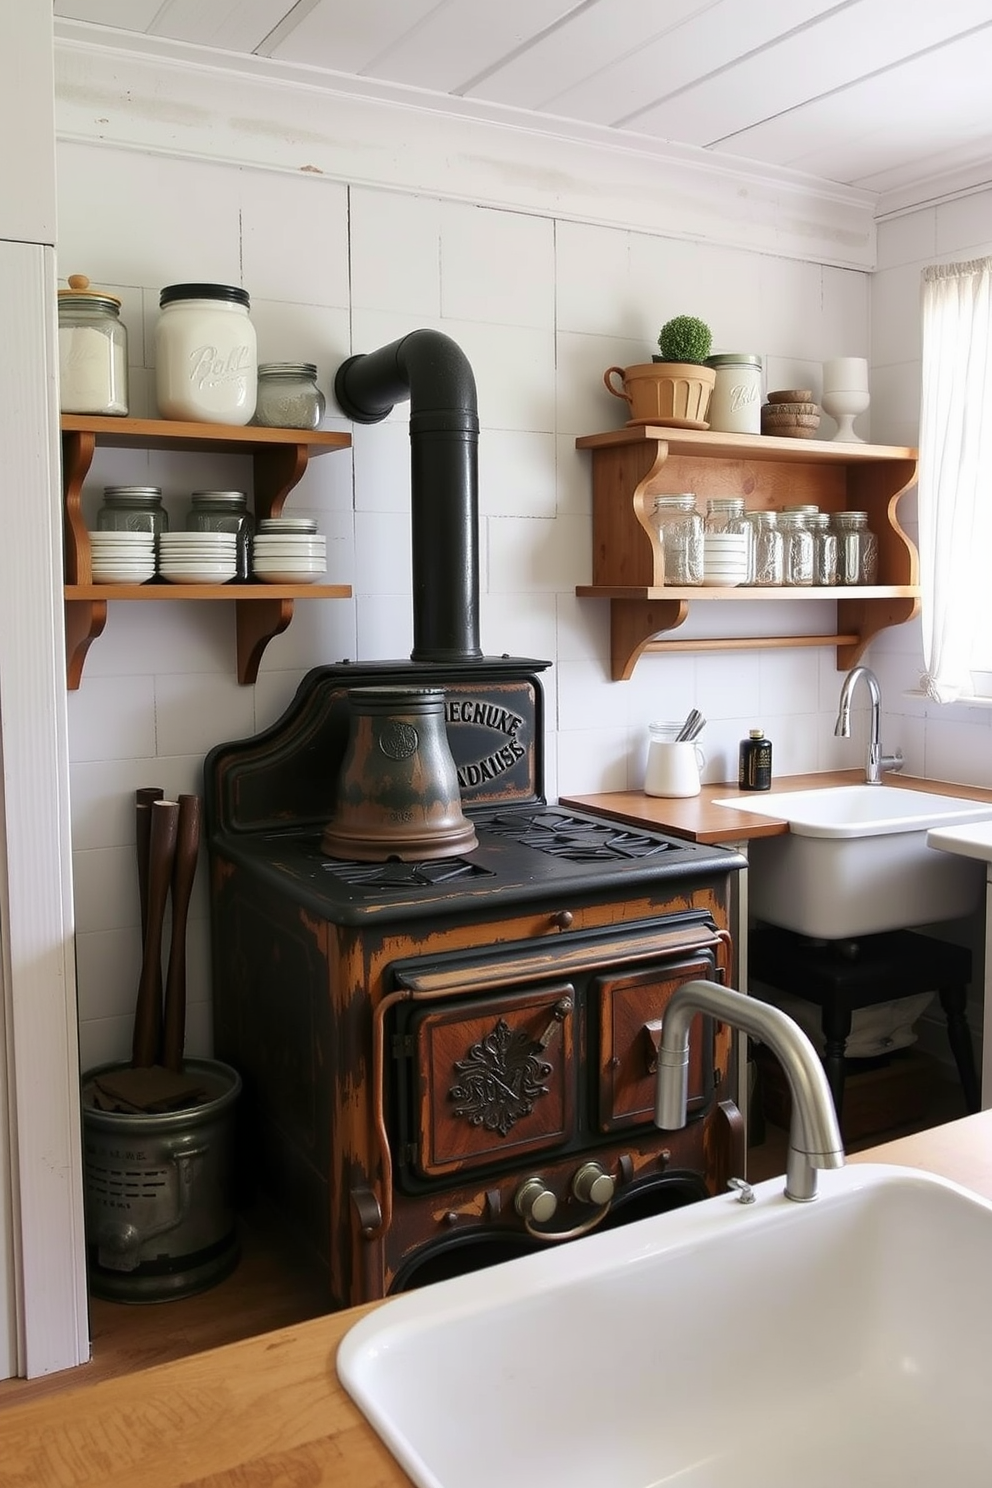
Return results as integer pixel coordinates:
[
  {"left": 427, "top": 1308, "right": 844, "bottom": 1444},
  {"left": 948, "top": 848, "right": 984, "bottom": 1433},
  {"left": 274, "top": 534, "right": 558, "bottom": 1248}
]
[
  {"left": 1, "top": 0, "right": 57, "bottom": 244},
  {"left": 0, "top": 240, "right": 89, "bottom": 1379},
  {"left": 53, "top": 35, "right": 877, "bottom": 270},
  {"left": 261, "top": 0, "right": 440, "bottom": 70},
  {"left": 50, "top": 0, "right": 992, "bottom": 209},
  {"left": 466, "top": 0, "right": 713, "bottom": 111}
]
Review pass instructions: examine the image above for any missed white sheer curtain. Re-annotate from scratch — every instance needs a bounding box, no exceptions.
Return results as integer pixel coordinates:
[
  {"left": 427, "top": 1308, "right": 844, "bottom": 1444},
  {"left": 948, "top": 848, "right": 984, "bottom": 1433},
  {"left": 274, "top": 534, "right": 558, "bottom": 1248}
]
[{"left": 918, "top": 257, "right": 992, "bottom": 702}]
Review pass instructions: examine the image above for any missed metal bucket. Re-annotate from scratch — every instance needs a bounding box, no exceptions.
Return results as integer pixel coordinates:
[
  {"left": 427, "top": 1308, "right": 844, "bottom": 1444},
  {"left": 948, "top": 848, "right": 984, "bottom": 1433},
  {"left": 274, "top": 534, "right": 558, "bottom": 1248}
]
[{"left": 82, "top": 1057, "right": 241, "bottom": 1303}]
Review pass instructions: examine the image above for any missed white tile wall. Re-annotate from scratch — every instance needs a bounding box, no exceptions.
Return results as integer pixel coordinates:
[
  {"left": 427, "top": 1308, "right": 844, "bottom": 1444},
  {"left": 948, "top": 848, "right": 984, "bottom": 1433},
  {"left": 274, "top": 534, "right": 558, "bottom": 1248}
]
[{"left": 61, "top": 136, "right": 960, "bottom": 1070}]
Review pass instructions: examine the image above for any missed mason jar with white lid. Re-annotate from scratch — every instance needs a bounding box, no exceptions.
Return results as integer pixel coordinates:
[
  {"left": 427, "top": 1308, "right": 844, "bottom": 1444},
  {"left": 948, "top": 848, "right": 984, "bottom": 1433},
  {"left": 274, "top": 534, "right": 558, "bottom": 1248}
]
[
  {"left": 705, "top": 353, "right": 763, "bottom": 434},
  {"left": 155, "top": 283, "right": 257, "bottom": 426}
]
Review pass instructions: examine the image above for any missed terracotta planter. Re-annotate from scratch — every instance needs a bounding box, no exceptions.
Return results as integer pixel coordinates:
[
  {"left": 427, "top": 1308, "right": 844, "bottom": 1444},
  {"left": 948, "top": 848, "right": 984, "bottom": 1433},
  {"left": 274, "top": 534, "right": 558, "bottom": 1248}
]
[{"left": 605, "top": 361, "right": 716, "bottom": 429}]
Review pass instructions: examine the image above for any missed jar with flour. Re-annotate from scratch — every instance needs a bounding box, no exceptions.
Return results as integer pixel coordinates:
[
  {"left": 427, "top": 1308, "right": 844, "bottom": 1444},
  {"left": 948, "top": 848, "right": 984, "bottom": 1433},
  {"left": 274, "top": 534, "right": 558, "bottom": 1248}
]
[
  {"left": 155, "top": 283, "right": 257, "bottom": 425},
  {"left": 58, "top": 274, "right": 128, "bottom": 416}
]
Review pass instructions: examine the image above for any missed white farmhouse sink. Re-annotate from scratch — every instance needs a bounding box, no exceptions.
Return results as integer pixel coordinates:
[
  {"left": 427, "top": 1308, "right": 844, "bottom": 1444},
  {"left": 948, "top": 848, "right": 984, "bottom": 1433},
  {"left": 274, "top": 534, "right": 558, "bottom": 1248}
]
[
  {"left": 712, "top": 784, "right": 992, "bottom": 938},
  {"left": 338, "top": 1165, "right": 992, "bottom": 1488}
]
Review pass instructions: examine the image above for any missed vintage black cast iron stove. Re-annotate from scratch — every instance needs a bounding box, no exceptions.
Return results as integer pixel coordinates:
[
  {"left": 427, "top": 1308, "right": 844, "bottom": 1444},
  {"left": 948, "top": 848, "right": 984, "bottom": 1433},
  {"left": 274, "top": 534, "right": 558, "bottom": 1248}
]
[{"left": 205, "top": 658, "right": 746, "bottom": 1305}]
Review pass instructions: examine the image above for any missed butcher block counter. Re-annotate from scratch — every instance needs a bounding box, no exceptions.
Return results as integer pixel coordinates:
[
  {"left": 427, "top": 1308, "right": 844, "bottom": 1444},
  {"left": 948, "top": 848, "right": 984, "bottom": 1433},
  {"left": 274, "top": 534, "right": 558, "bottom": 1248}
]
[
  {"left": 4, "top": 1114, "right": 992, "bottom": 1487},
  {"left": 561, "top": 768, "right": 992, "bottom": 844}
]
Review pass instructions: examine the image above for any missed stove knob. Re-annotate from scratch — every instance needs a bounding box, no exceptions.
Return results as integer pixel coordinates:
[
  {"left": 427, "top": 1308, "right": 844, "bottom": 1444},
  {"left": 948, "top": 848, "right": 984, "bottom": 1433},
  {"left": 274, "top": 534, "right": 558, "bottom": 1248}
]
[
  {"left": 571, "top": 1162, "right": 616, "bottom": 1207},
  {"left": 514, "top": 1176, "right": 558, "bottom": 1225}
]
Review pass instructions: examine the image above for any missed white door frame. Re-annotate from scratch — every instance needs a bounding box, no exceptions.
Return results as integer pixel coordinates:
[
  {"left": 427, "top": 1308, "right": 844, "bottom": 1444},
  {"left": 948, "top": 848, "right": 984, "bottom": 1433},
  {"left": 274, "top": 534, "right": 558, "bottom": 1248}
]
[{"left": 0, "top": 1, "right": 89, "bottom": 1379}]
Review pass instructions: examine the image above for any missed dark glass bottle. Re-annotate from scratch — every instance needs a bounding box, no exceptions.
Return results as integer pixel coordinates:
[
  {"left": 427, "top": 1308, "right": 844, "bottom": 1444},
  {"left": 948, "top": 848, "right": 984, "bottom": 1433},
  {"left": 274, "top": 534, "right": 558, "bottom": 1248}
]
[{"left": 739, "top": 729, "right": 772, "bottom": 791}]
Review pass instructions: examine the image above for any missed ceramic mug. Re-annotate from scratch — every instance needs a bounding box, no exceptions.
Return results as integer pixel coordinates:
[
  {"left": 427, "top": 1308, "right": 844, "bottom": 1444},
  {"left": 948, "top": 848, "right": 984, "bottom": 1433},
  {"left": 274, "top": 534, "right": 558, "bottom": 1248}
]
[{"left": 644, "top": 730, "right": 706, "bottom": 798}]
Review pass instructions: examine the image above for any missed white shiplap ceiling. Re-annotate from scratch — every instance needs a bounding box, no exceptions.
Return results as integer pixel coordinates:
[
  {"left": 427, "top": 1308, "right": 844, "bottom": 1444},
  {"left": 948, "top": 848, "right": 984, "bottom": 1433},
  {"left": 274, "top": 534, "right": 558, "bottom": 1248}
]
[{"left": 52, "top": 0, "right": 992, "bottom": 213}]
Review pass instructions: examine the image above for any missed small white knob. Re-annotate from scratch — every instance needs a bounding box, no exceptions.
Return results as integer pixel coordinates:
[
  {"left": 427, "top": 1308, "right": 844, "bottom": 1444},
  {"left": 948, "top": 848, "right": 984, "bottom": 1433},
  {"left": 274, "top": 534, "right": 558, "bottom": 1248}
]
[
  {"left": 571, "top": 1162, "right": 615, "bottom": 1207},
  {"left": 514, "top": 1176, "right": 557, "bottom": 1225}
]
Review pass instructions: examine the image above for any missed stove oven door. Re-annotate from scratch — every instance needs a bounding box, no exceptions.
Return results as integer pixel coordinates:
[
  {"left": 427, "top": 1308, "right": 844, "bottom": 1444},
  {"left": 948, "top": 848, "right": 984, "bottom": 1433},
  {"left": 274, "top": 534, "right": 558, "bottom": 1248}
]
[
  {"left": 595, "top": 949, "right": 720, "bottom": 1133},
  {"left": 393, "top": 982, "right": 577, "bottom": 1182}
]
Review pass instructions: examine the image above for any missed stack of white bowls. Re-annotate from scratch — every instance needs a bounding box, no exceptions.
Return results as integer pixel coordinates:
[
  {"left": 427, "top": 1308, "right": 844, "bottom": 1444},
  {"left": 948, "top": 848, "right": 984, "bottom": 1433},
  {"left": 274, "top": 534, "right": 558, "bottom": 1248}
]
[
  {"left": 702, "top": 532, "right": 749, "bottom": 587},
  {"left": 158, "top": 531, "right": 238, "bottom": 584},
  {"left": 252, "top": 517, "right": 326, "bottom": 584},
  {"left": 89, "top": 530, "right": 156, "bottom": 584}
]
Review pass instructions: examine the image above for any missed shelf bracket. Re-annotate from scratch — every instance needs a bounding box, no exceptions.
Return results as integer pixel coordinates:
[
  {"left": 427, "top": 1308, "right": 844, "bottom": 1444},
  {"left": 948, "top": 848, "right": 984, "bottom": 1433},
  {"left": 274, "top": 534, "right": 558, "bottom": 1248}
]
[
  {"left": 836, "top": 594, "right": 920, "bottom": 671},
  {"left": 236, "top": 597, "right": 295, "bottom": 684},
  {"left": 609, "top": 597, "right": 690, "bottom": 679},
  {"left": 65, "top": 599, "right": 107, "bottom": 690}
]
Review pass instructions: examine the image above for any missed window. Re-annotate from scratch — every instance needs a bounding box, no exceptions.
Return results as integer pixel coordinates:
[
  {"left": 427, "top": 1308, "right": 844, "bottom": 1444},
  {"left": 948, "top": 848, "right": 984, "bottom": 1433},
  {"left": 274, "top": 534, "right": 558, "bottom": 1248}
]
[{"left": 918, "top": 257, "right": 992, "bottom": 702}]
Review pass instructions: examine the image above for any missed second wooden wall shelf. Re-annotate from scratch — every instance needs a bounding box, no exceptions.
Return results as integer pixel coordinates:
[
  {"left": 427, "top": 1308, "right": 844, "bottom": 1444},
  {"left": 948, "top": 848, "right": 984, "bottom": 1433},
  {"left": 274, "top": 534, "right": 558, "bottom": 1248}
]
[{"left": 575, "top": 425, "right": 920, "bottom": 679}]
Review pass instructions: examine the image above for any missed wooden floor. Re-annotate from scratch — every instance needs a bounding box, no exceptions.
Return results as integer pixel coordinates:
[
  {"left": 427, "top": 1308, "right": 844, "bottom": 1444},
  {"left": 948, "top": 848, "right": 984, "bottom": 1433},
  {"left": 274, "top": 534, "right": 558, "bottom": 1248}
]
[{"left": 0, "top": 1066, "right": 971, "bottom": 1411}]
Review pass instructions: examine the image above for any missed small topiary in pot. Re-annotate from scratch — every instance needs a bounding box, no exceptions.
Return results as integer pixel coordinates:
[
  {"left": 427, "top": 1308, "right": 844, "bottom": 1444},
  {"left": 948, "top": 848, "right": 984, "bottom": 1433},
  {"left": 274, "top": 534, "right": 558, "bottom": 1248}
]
[{"left": 655, "top": 315, "right": 713, "bottom": 365}]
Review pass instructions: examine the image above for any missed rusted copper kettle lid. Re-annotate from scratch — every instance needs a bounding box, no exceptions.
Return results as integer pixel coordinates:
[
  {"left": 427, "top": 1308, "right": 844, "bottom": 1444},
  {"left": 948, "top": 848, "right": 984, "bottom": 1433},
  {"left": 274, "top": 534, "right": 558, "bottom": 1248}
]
[{"left": 321, "top": 686, "right": 478, "bottom": 862}]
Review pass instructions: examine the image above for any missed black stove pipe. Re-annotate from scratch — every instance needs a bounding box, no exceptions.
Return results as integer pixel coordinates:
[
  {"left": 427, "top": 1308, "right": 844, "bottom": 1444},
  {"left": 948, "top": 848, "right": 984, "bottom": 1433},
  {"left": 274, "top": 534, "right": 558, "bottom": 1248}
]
[{"left": 334, "top": 330, "right": 482, "bottom": 664}]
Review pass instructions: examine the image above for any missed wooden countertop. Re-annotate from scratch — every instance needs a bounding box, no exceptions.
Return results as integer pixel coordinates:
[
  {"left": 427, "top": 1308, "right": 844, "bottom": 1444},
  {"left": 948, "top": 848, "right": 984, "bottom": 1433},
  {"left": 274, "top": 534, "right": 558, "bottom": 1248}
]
[
  {"left": 561, "top": 770, "right": 992, "bottom": 844},
  {"left": 4, "top": 1112, "right": 992, "bottom": 1487}
]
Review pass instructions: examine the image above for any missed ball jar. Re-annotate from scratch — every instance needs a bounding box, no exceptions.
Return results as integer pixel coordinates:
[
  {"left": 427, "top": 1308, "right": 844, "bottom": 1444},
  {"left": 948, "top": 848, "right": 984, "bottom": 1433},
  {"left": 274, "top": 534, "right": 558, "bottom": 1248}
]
[{"left": 155, "top": 283, "right": 257, "bottom": 425}]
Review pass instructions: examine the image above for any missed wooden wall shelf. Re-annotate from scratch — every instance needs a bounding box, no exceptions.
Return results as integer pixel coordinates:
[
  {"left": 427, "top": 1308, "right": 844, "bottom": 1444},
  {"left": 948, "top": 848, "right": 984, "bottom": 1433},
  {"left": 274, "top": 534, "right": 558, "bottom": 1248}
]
[
  {"left": 575, "top": 426, "right": 920, "bottom": 679},
  {"left": 61, "top": 415, "right": 353, "bottom": 687}
]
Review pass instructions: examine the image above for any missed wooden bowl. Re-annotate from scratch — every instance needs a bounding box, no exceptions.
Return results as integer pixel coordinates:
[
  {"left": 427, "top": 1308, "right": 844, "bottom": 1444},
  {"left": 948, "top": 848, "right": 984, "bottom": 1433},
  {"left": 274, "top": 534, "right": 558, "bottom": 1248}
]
[
  {"left": 761, "top": 399, "right": 821, "bottom": 439},
  {"left": 767, "top": 388, "right": 813, "bottom": 404}
]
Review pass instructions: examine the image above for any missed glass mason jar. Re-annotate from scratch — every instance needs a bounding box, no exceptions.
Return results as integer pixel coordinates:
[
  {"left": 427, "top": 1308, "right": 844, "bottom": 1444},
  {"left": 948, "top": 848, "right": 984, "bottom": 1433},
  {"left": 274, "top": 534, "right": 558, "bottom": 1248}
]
[
  {"left": 779, "top": 510, "right": 814, "bottom": 586},
  {"left": 704, "top": 353, "right": 763, "bottom": 434},
  {"left": 834, "top": 510, "right": 879, "bottom": 585},
  {"left": 185, "top": 490, "right": 254, "bottom": 580},
  {"left": 155, "top": 283, "right": 257, "bottom": 425},
  {"left": 748, "top": 510, "right": 784, "bottom": 586},
  {"left": 57, "top": 274, "right": 128, "bottom": 416},
  {"left": 703, "top": 496, "right": 748, "bottom": 534},
  {"left": 649, "top": 494, "right": 703, "bottom": 586},
  {"left": 97, "top": 486, "right": 168, "bottom": 537},
  {"left": 810, "top": 511, "right": 839, "bottom": 586},
  {"left": 253, "top": 362, "right": 325, "bottom": 430}
]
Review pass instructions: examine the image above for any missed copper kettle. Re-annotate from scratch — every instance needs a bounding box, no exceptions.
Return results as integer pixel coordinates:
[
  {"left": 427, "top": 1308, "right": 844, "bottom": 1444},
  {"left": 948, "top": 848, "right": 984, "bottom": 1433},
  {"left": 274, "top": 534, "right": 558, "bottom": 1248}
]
[{"left": 322, "top": 686, "right": 478, "bottom": 861}]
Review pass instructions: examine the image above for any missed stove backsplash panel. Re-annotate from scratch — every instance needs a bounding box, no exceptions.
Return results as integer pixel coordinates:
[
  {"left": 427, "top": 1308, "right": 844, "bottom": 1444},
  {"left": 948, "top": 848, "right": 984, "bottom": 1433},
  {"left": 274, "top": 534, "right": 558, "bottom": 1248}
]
[{"left": 205, "top": 656, "right": 551, "bottom": 840}]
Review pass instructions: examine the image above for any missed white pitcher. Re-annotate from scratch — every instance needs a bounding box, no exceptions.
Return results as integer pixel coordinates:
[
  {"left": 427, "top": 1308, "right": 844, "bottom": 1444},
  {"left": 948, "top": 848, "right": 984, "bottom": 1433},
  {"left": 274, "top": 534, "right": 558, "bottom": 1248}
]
[{"left": 644, "top": 722, "right": 705, "bottom": 798}]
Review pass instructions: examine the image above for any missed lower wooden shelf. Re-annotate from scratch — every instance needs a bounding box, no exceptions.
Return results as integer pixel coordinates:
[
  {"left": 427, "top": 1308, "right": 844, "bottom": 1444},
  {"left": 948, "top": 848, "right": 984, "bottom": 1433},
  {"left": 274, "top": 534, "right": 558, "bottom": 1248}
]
[
  {"left": 575, "top": 584, "right": 921, "bottom": 679},
  {"left": 64, "top": 582, "right": 352, "bottom": 689}
]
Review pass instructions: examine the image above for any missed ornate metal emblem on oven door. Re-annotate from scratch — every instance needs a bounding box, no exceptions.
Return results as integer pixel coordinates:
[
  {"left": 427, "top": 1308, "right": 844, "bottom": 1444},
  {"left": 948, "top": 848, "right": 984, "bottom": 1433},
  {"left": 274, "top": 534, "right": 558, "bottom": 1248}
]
[{"left": 449, "top": 1015, "right": 558, "bottom": 1137}]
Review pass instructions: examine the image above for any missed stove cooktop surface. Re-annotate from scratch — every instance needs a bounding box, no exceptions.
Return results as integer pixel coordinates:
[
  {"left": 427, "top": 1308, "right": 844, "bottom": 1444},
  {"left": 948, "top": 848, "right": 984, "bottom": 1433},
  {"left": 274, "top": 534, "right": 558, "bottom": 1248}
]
[{"left": 219, "top": 805, "right": 744, "bottom": 924}]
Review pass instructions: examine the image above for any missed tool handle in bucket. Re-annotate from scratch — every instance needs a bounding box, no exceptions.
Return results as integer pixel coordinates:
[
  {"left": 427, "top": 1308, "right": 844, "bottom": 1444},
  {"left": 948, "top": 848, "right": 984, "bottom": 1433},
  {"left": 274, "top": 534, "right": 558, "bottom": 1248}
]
[
  {"left": 135, "top": 786, "right": 164, "bottom": 942},
  {"left": 162, "top": 795, "right": 201, "bottom": 1074},
  {"left": 132, "top": 798, "right": 179, "bottom": 1068}
]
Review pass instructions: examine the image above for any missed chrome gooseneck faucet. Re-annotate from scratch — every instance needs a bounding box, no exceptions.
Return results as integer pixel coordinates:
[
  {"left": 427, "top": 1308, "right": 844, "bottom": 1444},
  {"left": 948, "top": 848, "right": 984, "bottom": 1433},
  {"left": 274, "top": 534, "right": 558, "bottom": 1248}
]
[
  {"left": 655, "top": 980, "right": 844, "bottom": 1202},
  {"left": 834, "top": 664, "right": 903, "bottom": 785}
]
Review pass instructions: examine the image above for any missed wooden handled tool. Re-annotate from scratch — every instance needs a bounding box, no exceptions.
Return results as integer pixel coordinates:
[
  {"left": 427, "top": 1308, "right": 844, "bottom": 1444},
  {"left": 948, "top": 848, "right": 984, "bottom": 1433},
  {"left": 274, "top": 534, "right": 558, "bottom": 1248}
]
[
  {"left": 135, "top": 786, "right": 165, "bottom": 941},
  {"left": 131, "top": 798, "right": 179, "bottom": 1068},
  {"left": 162, "top": 794, "right": 202, "bottom": 1074}
]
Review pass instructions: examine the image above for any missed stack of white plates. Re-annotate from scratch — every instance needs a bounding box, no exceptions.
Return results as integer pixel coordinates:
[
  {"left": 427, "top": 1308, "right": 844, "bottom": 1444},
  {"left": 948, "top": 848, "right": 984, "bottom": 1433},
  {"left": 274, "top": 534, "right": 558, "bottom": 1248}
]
[
  {"left": 702, "top": 532, "right": 749, "bottom": 587},
  {"left": 252, "top": 525, "right": 326, "bottom": 584},
  {"left": 159, "top": 531, "right": 238, "bottom": 584},
  {"left": 89, "top": 530, "right": 156, "bottom": 584}
]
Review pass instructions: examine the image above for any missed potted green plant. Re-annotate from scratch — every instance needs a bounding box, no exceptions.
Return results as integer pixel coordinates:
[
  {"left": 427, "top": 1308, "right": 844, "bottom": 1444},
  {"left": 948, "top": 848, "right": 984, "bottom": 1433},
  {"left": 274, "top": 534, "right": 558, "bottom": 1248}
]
[
  {"left": 604, "top": 314, "right": 717, "bottom": 429},
  {"left": 655, "top": 315, "right": 713, "bottom": 366}
]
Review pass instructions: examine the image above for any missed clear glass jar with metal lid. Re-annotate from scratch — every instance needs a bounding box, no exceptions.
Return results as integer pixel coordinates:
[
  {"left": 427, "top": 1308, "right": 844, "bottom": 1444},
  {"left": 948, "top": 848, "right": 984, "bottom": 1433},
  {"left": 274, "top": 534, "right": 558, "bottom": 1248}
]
[
  {"left": 834, "top": 510, "right": 878, "bottom": 585},
  {"left": 252, "top": 363, "right": 325, "bottom": 430},
  {"left": 155, "top": 283, "right": 257, "bottom": 426},
  {"left": 778, "top": 510, "right": 814, "bottom": 586},
  {"left": 809, "top": 512, "right": 839, "bottom": 586},
  {"left": 185, "top": 490, "right": 254, "bottom": 580},
  {"left": 58, "top": 274, "right": 128, "bottom": 416},
  {"left": 97, "top": 486, "right": 168, "bottom": 536},
  {"left": 747, "top": 510, "right": 784, "bottom": 586},
  {"left": 649, "top": 494, "right": 703, "bottom": 586},
  {"left": 704, "top": 353, "right": 763, "bottom": 434}
]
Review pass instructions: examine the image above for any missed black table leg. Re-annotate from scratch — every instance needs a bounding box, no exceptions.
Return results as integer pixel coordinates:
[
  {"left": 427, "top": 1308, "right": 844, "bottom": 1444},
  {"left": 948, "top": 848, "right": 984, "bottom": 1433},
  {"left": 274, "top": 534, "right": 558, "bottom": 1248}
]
[{"left": 937, "top": 983, "right": 982, "bottom": 1113}]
